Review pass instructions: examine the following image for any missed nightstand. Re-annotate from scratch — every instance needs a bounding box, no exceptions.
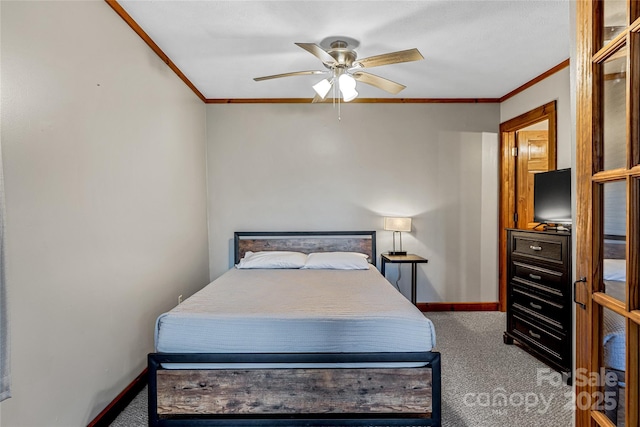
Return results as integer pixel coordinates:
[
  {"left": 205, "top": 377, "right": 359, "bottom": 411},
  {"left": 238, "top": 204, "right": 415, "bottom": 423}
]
[{"left": 380, "top": 254, "right": 428, "bottom": 305}]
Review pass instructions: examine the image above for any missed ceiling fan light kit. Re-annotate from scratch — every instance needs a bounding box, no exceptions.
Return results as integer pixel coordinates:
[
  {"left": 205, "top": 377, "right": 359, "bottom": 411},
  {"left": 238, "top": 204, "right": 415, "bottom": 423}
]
[
  {"left": 254, "top": 37, "right": 423, "bottom": 113},
  {"left": 312, "top": 78, "right": 333, "bottom": 99}
]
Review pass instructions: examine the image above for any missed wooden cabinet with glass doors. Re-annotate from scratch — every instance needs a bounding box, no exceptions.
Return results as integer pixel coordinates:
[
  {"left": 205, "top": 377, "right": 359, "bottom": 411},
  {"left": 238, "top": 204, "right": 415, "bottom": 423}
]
[{"left": 575, "top": 1, "right": 640, "bottom": 426}]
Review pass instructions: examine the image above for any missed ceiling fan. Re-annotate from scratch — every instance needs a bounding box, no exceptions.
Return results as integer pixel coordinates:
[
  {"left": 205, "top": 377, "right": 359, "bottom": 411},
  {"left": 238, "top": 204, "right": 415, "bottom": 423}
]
[{"left": 253, "top": 38, "right": 424, "bottom": 102}]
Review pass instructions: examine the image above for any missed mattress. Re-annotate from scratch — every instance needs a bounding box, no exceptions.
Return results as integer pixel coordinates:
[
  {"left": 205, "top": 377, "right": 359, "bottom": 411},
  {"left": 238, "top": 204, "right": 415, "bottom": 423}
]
[
  {"left": 603, "top": 277, "right": 626, "bottom": 372},
  {"left": 602, "top": 299, "right": 626, "bottom": 372},
  {"left": 155, "top": 265, "right": 436, "bottom": 356}
]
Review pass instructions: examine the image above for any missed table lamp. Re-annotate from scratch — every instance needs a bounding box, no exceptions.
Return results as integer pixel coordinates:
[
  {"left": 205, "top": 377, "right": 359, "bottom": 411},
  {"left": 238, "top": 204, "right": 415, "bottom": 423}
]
[{"left": 384, "top": 217, "right": 412, "bottom": 255}]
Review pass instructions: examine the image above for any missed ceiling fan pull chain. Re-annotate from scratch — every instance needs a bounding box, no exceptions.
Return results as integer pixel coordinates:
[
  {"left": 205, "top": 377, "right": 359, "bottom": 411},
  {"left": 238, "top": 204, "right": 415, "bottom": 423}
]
[
  {"left": 337, "top": 76, "right": 342, "bottom": 121},
  {"left": 332, "top": 80, "right": 337, "bottom": 111}
]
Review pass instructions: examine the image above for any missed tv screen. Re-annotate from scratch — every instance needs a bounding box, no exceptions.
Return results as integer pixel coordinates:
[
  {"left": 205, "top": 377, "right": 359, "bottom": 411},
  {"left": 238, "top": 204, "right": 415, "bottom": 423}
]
[{"left": 533, "top": 168, "right": 572, "bottom": 225}]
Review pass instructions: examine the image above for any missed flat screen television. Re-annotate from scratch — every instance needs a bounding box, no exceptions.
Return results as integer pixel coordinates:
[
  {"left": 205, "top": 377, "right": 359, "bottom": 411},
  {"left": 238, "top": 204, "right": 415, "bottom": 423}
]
[{"left": 533, "top": 168, "right": 572, "bottom": 226}]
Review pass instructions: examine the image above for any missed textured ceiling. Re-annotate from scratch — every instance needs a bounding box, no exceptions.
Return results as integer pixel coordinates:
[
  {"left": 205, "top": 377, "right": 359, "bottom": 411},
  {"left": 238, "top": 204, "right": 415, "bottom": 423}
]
[{"left": 118, "top": 0, "right": 571, "bottom": 100}]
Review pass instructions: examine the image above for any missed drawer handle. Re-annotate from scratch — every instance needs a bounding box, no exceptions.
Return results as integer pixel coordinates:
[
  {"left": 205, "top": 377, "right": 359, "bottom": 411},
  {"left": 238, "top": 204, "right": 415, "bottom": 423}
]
[
  {"left": 529, "top": 330, "right": 541, "bottom": 339},
  {"left": 529, "top": 302, "right": 543, "bottom": 310},
  {"left": 529, "top": 274, "right": 542, "bottom": 280},
  {"left": 529, "top": 245, "right": 542, "bottom": 251}
]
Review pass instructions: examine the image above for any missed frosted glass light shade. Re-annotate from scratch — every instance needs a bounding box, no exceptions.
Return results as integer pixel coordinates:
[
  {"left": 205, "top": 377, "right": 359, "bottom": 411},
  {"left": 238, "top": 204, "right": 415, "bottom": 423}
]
[
  {"left": 338, "top": 74, "right": 358, "bottom": 102},
  {"left": 383, "top": 217, "right": 412, "bottom": 232},
  {"left": 312, "top": 78, "right": 332, "bottom": 99}
]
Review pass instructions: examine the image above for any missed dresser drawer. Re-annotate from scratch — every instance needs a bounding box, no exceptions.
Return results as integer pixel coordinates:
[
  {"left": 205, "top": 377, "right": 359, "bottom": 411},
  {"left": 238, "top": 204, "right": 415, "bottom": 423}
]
[
  {"left": 511, "top": 314, "right": 566, "bottom": 363},
  {"left": 511, "top": 287, "right": 566, "bottom": 330},
  {"left": 512, "top": 235, "right": 565, "bottom": 263},
  {"left": 512, "top": 261, "right": 565, "bottom": 297}
]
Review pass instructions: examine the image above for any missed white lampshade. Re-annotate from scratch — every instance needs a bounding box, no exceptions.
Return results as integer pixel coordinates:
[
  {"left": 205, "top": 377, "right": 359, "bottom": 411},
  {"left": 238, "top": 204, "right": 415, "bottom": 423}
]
[
  {"left": 312, "top": 78, "right": 332, "bottom": 99},
  {"left": 384, "top": 217, "right": 412, "bottom": 232},
  {"left": 338, "top": 74, "right": 358, "bottom": 102}
]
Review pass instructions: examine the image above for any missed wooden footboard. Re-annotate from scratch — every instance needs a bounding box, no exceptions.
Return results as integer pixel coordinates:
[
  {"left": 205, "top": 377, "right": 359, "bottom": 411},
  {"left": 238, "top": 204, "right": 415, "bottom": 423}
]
[{"left": 148, "top": 352, "right": 441, "bottom": 426}]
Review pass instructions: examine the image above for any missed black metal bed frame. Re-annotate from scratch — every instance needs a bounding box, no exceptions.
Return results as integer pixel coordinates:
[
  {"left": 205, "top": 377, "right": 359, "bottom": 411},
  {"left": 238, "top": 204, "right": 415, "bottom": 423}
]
[
  {"left": 148, "top": 231, "right": 441, "bottom": 426},
  {"left": 148, "top": 351, "right": 441, "bottom": 427}
]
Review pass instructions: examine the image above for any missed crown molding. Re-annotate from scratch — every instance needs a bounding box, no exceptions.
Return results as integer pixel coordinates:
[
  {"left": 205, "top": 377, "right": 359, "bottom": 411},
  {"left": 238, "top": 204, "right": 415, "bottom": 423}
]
[
  {"left": 498, "top": 59, "right": 570, "bottom": 103},
  {"left": 205, "top": 98, "right": 500, "bottom": 104},
  {"left": 105, "top": 0, "right": 206, "bottom": 102},
  {"left": 106, "top": 0, "right": 569, "bottom": 106}
]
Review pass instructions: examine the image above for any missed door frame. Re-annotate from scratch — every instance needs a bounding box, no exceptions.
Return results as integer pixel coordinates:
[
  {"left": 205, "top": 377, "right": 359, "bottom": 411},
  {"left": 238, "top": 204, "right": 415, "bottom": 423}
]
[{"left": 498, "top": 101, "right": 557, "bottom": 311}]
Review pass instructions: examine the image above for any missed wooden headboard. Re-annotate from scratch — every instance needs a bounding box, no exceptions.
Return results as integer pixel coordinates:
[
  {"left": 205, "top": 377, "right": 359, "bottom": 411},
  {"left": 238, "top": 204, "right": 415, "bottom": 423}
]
[
  {"left": 604, "top": 234, "right": 626, "bottom": 260},
  {"left": 234, "top": 231, "right": 377, "bottom": 266}
]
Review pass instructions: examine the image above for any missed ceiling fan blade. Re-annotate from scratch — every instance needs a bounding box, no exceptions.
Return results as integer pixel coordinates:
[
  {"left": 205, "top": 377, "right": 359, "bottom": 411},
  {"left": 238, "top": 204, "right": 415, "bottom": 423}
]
[
  {"left": 295, "top": 43, "right": 337, "bottom": 66},
  {"left": 355, "top": 48, "right": 424, "bottom": 69},
  {"left": 253, "top": 70, "right": 326, "bottom": 81},
  {"left": 352, "top": 72, "right": 406, "bottom": 94}
]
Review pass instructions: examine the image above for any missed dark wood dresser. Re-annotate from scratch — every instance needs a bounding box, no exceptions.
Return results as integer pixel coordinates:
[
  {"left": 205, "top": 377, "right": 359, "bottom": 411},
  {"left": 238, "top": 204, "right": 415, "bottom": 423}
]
[{"left": 503, "top": 229, "right": 572, "bottom": 384}]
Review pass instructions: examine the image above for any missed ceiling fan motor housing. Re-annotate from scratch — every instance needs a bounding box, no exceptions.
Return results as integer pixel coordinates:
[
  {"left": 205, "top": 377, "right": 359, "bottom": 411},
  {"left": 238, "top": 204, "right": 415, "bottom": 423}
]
[{"left": 327, "top": 40, "right": 357, "bottom": 68}]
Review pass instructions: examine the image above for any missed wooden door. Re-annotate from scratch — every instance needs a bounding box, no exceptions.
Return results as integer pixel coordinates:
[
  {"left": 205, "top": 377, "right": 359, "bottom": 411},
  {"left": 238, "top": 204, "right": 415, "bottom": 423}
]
[
  {"left": 498, "top": 104, "right": 557, "bottom": 311},
  {"left": 575, "top": 1, "right": 639, "bottom": 426},
  {"left": 516, "top": 130, "right": 552, "bottom": 229}
]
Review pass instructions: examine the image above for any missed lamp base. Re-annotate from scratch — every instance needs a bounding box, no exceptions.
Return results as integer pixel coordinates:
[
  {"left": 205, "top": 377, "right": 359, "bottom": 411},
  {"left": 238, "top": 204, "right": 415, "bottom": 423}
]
[{"left": 388, "top": 251, "right": 407, "bottom": 256}]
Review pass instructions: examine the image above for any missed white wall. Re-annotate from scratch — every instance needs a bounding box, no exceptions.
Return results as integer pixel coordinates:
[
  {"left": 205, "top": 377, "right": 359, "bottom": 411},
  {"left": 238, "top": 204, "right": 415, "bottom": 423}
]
[
  {"left": 480, "top": 132, "right": 500, "bottom": 301},
  {"left": 0, "top": 2, "right": 209, "bottom": 425},
  {"left": 206, "top": 103, "right": 500, "bottom": 303},
  {"left": 500, "top": 67, "right": 572, "bottom": 169}
]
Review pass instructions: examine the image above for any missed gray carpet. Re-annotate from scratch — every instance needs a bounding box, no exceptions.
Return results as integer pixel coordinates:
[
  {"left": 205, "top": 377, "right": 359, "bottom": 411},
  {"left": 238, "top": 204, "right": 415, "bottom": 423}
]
[
  {"left": 110, "top": 312, "right": 573, "bottom": 426},
  {"left": 429, "top": 312, "right": 572, "bottom": 426}
]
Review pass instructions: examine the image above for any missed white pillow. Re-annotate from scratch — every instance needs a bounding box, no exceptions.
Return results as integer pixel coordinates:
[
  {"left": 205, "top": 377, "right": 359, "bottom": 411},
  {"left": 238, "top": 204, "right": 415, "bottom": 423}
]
[
  {"left": 604, "top": 258, "right": 626, "bottom": 282},
  {"left": 236, "top": 251, "right": 308, "bottom": 269},
  {"left": 302, "top": 252, "right": 370, "bottom": 270}
]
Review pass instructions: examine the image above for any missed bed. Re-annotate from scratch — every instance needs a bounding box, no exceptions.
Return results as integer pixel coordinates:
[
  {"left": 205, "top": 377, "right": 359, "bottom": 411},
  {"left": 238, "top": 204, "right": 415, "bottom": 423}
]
[
  {"left": 148, "top": 231, "right": 441, "bottom": 426},
  {"left": 602, "top": 235, "right": 626, "bottom": 424}
]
